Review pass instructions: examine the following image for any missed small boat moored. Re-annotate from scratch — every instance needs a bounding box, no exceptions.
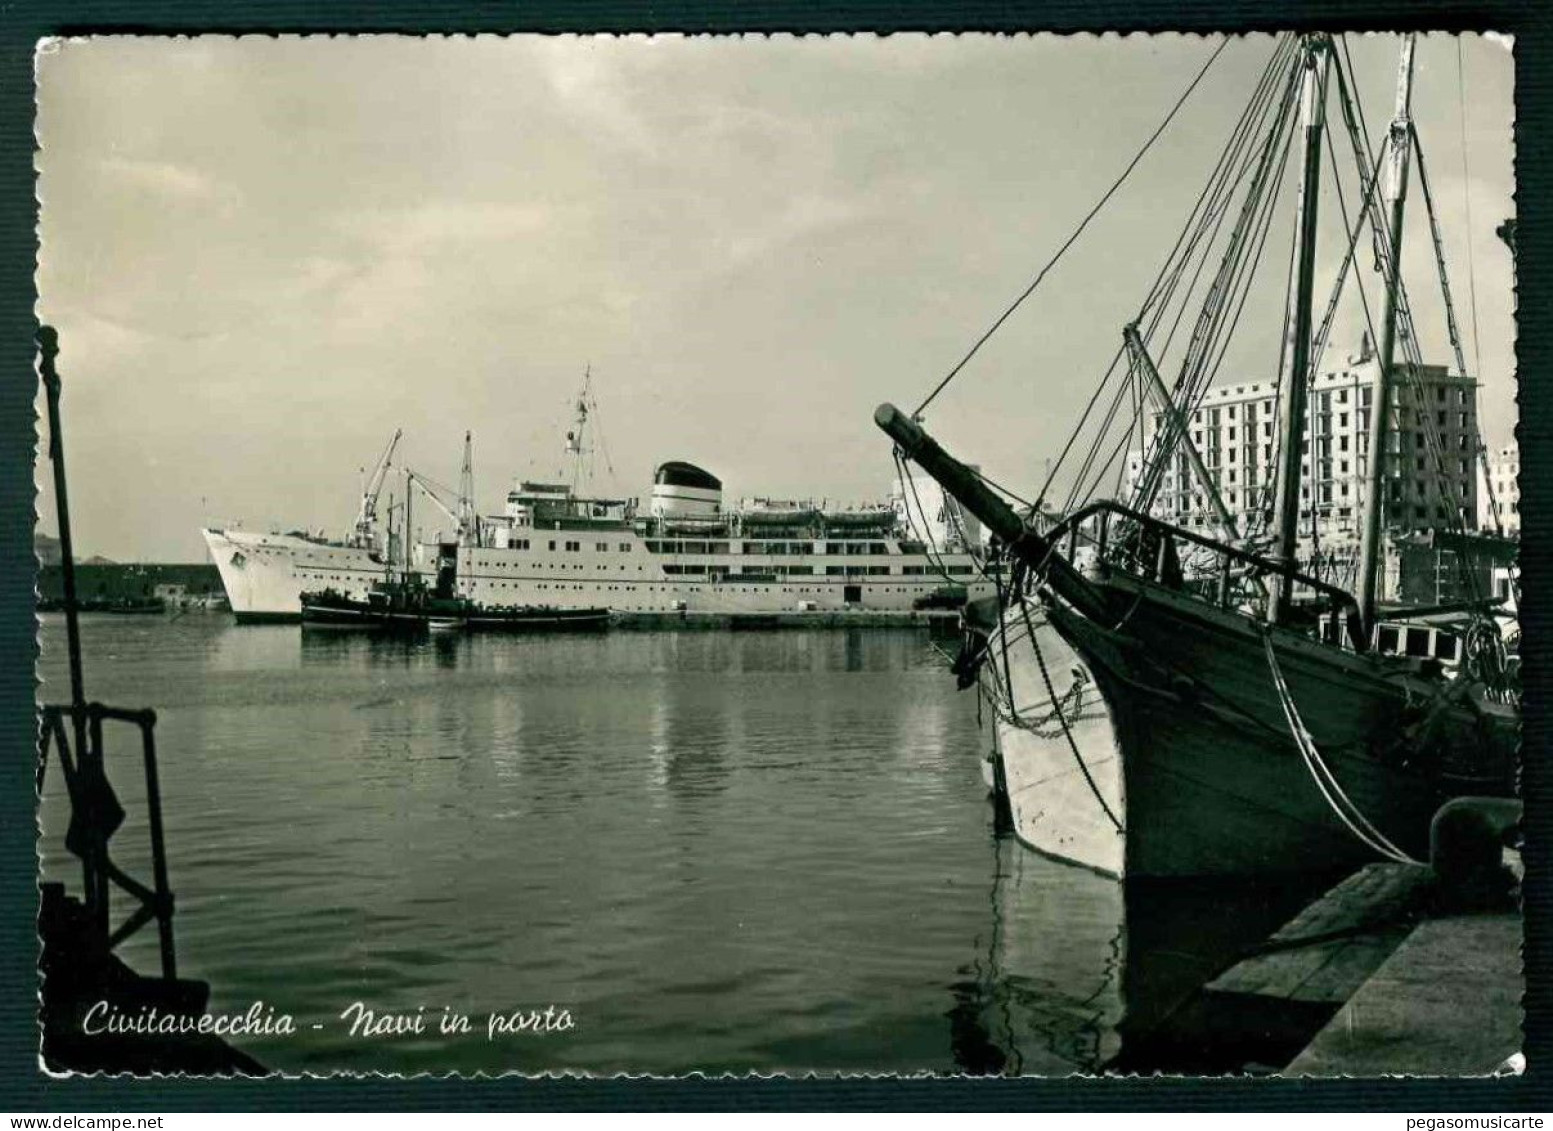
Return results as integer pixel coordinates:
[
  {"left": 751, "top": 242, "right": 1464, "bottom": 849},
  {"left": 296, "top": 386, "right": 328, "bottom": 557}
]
[
  {"left": 299, "top": 580, "right": 467, "bottom": 633},
  {"left": 463, "top": 605, "right": 610, "bottom": 632}
]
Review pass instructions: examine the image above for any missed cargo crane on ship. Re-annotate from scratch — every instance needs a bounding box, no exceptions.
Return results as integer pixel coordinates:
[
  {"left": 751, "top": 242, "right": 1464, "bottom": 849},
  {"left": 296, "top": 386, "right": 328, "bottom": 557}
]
[{"left": 348, "top": 429, "right": 402, "bottom": 552}]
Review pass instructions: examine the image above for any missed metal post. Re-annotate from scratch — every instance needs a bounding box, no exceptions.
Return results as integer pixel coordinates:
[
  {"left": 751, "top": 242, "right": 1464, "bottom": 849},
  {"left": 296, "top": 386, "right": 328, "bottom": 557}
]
[
  {"left": 139, "top": 713, "right": 177, "bottom": 980},
  {"left": 86, "top": 708, "right": 108, "bottom": 941},
  {"left": 38, "top": 329, "right": 89, "bottom": 739},
  {"left": 1269, "top": 37, "right": 1333, "bottom": 625},
  {"left": 1357, "top": 34, "right": 1418, "bottom": 636}
]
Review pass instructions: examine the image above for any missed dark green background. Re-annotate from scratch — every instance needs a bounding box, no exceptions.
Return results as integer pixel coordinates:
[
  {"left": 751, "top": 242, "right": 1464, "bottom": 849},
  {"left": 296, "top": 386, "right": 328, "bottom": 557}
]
[{"left": 3, "top": 0, "right": 1549, "bottom": 1111}]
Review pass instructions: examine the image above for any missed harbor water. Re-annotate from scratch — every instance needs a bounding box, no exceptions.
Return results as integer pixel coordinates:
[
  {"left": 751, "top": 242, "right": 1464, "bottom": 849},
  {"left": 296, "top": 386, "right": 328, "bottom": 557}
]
[{"left": 37, "top": 614, "right": 1306, "bottom": 1076}]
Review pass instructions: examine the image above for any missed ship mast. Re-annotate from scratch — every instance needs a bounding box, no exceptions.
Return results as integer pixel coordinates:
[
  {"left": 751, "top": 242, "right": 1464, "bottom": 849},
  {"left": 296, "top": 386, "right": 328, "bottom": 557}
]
[
  {"left": 404, "top": 466, "right": 413, "bottom": 579},
  {"left": 458, "top": 431, "right": 477, "bottom": 546},
  {"left": 1267, "top": 36, "right": 1333, "bottom": 625},
  {"left": 564, "top": 365, "right": 593, "bottom": 495},
  {"left": 1356, "top": 34, "right": 1418, "bottom": 637}
]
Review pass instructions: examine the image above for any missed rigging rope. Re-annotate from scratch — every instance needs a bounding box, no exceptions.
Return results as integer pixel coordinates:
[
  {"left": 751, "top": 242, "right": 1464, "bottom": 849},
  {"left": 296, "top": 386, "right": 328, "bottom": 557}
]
[
  {"left": 1043, "top": 36, "right": 1296, "bottom": 520},
  {"left": 1261, "top": 629, "right": 1422, "bottom": 865},
  {"left": 913, "top": 38, "right": 1230, "bottom": 417}
]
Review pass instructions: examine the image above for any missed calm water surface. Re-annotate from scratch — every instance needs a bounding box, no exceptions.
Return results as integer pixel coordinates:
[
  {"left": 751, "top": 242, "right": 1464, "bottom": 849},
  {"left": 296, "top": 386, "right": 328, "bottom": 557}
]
[{"left": 37, "top": 614, "right": 1287, "bottom": 1075}]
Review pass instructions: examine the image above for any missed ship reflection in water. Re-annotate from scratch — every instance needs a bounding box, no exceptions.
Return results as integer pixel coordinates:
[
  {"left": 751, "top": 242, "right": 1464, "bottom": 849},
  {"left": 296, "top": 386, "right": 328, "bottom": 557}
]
[
  {"left": 952, "top": 833, "right": 1330, "bottom": 1074},
  {"left": 39, "top": 613, "right": 1316, "bottom": 1075}
]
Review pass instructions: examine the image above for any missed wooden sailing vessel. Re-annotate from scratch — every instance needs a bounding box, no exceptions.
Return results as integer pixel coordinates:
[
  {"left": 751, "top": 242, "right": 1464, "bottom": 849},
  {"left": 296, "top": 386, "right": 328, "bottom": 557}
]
[{"left": 879, "top": 34, "right": 1518, "bottom": 880}]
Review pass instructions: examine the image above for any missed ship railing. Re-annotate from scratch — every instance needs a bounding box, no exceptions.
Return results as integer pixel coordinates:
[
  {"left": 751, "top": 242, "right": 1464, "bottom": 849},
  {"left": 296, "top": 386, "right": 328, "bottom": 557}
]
[
  {"left": 1041, "top": 500, "right": 1367, "bottom": 649},
  {"left": 37, "top": 702, "right": 178, "bottom": 980}
]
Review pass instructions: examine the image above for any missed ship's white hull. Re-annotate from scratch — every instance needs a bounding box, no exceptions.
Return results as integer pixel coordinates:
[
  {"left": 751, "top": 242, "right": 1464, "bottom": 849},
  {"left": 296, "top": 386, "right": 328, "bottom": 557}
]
[
  {"left": 984, "top": 596, "right": 1126, "bottom": 879},
  {"left": 203, "top": 529, "right": 388, "bottom": 621},
  {"left": 203, "top": 527, "right": 992, "bottom": 621}
]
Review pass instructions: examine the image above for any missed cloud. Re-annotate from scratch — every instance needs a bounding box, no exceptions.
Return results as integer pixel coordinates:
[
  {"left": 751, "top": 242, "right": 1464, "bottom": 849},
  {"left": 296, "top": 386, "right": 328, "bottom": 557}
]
[
  {"left": 531, "top": 37, "right": 660, "bottom": 158},
  {"left": 722, "top": 191, "right": 869, "bottom": 266},
  {"left": 99, "top": 155, "right": 234, "bottom": 205},
  {"left": 338, "top": 200, "right": 559, "bottom": 253}
]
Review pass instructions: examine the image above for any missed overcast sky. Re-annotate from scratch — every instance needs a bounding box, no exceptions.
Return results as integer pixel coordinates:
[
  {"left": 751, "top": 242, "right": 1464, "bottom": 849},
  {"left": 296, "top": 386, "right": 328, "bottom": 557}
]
[{"left": 35, "top": 32, "right": 1515, "bottom": 562}]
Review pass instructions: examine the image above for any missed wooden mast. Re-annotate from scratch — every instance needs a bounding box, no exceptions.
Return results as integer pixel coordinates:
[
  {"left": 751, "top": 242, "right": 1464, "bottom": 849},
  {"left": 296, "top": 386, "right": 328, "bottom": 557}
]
[
  {"left": 1267, "top": 36, "right": 1333, "bottom": 625},
  {"left": 1356, "top": 34, "right": 1418, "bottom": 636}
]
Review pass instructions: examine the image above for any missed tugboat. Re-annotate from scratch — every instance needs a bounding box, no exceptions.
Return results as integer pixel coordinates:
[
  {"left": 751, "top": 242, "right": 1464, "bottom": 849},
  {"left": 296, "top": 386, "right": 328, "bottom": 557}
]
[
  {"left": 301, "top": 468, "right": 469, "bottom": 632},
  {"left": 301, "top": 471, "right": 609, "bottom": 633},
  {"left": 300, "top": 579, "right": 468, "bottom": 632}
]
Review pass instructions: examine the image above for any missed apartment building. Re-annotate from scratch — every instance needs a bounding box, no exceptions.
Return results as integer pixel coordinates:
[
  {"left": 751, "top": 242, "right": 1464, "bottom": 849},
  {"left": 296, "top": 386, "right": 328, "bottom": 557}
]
[{"left": 1125, "top": 341, "right": 1479, "bottom": 549}]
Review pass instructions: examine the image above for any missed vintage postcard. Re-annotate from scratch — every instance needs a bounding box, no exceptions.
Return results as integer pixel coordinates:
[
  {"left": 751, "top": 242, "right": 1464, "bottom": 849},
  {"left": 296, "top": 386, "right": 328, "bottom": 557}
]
[{"left": 32, "top": 31, "right": 1520, "bottom": 1078}]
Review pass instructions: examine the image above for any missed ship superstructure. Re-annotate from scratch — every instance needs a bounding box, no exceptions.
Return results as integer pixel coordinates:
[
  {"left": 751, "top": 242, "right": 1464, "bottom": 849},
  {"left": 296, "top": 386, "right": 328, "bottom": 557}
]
[
  {"left": 203, "top": 392, "right": 990, "bottom": 621},
  {"left": 441, "top": 459, "right": 985, "bottom": 616}
]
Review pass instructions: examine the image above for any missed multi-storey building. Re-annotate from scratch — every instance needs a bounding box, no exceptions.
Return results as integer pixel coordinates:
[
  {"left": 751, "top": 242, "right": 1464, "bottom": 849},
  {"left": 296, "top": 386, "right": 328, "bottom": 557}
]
[
  {"left": 1481, "top": 442, "right": 1520, "bottom": 537},
  {"left": 1124, "top": 339, "right": 1480, "bottom": 552}
]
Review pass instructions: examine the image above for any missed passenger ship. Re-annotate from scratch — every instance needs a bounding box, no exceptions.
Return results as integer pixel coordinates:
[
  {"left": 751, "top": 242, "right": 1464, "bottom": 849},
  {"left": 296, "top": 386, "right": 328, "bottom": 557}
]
[{"left": 203, "top": 400, "right": 990, "bottom": 622}]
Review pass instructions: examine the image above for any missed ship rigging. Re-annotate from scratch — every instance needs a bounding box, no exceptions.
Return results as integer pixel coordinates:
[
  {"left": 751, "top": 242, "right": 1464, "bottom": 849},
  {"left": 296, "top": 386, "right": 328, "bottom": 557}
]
[{"left": 878, "top": 33, "right": 1518, "bottom": 879}]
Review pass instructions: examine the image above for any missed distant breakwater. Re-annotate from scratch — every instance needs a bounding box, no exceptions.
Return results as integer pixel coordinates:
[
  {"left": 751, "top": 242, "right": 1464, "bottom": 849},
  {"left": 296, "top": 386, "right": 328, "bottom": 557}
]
[{"left": 36, "top": 562, "right": 223, "bottom": 604}]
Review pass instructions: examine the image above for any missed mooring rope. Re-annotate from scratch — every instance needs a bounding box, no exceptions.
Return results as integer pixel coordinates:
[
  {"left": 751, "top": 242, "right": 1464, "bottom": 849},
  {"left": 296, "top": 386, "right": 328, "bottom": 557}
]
[
  {"left": 1261, "top": 629, "right": 1421, "bottom": 866},
  {"left": 1018, "top": 594, "right": 1124, "bottom": 833}
]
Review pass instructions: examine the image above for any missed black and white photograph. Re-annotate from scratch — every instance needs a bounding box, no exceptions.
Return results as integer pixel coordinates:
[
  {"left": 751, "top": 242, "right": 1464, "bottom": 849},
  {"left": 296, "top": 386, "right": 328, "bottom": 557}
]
[{"left": 31, "top": 30, "right": 1521, "bottom": 1078}]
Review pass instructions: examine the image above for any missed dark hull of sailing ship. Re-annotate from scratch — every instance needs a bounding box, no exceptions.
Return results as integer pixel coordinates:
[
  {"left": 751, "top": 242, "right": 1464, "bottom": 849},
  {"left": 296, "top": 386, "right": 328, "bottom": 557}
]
[
  {"left": 882, "top": 411, "right": 1518, "bottom": 881},
  {"left": 1052, "top": 576, "right": 1510, "bottom": 879}
]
